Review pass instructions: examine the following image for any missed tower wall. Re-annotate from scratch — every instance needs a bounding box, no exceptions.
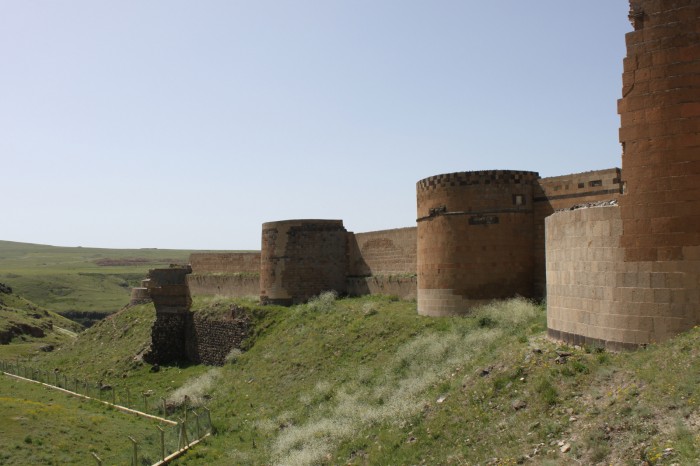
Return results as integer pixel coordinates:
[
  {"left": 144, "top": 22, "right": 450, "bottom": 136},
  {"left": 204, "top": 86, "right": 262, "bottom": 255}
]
[
  {"left": 416, "top": 170, "right": 538, "bottom": 316},
  {"left": 619, "top": 0, "right": 700, "bottom": 262},
  {"left": 260, "top": 219, "right": 348, "bottom": 305},
  {"left": 546, "top": 0, "right": 700, "bottom": 347}
]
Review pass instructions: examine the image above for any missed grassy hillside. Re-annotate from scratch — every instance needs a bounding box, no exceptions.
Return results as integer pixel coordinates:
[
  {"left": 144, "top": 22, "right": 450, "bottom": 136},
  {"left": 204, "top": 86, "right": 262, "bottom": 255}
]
[
  {"left": 0, "top": 240, "right": 242, "bottom": 322},
  {"left": 0, "top": 287, "right": 83, "bottom": 360},
  {"left": 10, "top": 294, "right": 700, "bottom": 465}
]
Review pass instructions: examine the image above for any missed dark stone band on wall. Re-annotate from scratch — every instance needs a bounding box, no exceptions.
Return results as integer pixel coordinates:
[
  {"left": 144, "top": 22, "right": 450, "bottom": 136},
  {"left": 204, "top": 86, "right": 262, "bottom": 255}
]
[
  {"left": 547, "top": 328, "right": 639, "bottom": 352},
  {"left": 534, "top": 188, "right": 622, "bottom": 203},
  {"left": 416, "top": 208, "right": 533, "bottom": 223}
]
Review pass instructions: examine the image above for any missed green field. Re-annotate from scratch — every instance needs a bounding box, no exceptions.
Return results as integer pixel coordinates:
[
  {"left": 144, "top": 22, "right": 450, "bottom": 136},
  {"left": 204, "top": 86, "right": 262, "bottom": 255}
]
[
  {"left": 0, "top": 240, "right": 240, "bottom": 324},
  {"left": 0, "top": 374, "right": 173, "bottom": 465},
  {"left": 4, "top": 293, "right": 697, "bottom": 465}
]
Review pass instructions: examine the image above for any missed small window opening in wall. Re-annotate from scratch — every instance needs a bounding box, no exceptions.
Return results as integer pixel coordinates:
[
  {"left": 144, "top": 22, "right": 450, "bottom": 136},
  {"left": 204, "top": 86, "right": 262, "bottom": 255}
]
[
  {"left": 513, "top": 194, "right": 525, "bottom": 206},
  {"left": 578, "top": 182, "right": 585, "bottom": 189},
  {"left": 589, "top": 179, "right": 602, "bottom": 187}
]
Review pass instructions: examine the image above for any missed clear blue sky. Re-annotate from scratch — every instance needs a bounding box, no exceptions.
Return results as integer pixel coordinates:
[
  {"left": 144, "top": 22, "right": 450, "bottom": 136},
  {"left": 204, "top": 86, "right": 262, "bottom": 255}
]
[{"left": 1, "top": 1, "right": 631, "bottom": 250}]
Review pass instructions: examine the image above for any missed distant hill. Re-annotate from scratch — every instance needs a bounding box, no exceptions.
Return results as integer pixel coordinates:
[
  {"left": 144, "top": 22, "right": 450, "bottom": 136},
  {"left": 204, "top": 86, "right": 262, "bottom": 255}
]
[{"left": 0, "top": 240, "right": 243, "bottom": 324}]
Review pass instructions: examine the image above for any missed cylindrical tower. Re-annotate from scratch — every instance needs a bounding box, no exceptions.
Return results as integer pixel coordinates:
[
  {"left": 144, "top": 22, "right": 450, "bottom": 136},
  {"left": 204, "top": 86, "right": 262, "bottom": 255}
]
[
  {"left": 619, "top": 0, "right": 700, "bottom": 262},
  {"left": 416, "top": 170, "right": 539, "bottom": 316},
  {"left": 260, "top": 219, "right": 348, "bottom": 305}
]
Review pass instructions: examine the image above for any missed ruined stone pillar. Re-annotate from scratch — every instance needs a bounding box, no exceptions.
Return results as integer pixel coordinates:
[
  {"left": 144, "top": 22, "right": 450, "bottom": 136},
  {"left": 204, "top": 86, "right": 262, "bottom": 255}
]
[{"left": 144, "top": 266, "right": 192, "bottom": 364}]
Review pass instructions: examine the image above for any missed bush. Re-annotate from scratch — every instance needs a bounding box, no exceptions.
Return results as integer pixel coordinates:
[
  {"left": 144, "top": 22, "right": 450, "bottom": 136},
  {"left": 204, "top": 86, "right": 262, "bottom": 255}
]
[{"left": 305, "top": 291, "right": 338, "bottom": 312}]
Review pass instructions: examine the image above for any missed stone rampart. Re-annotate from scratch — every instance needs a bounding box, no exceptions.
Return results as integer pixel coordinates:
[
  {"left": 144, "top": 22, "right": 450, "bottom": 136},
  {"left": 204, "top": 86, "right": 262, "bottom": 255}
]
[
  {"left": 189, "top": 253, "right": 260, "bottom": 274},
  {"left": 546, "top": 0, "right": 700, "bottom": 347},
  {"left": 346, "top": 276, "right": 416, "bottom": 301},
  {"left": 187, "top": 273, "right": 260, "bottom": 298},
  {"left": 347, "top": 227, "right": 416, "bottom": 277},
  {"left": 260, "top": 219, "right": 348, "bottom": 305},
  {"left": 533, "top": 169, "right": 623, "bottom": 294},
  {"left": 546, "top": 205, "right": 700, "bottom": 348}
]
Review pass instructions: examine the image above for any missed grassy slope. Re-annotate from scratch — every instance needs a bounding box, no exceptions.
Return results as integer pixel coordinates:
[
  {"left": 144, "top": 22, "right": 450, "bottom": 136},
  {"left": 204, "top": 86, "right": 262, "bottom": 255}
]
[
  {"left": 0, "top": 240, "right": 242, "bottom": 318},
  {"left": 9, "top": 295, "right": 700, "bottom": 465},
  {"left": 0, "top": 375, "right": 167, "bottom": 466},
  {"left": 0, "top": 291, "right": 83, "bottom": 360}
]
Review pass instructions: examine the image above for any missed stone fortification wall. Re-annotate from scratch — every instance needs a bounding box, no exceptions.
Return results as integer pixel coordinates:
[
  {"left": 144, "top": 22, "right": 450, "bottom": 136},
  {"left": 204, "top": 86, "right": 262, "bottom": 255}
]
[
  {"left": 346, "top": 276, "right": 416, "bottom": 300},
  {"left": 416, "top": 170, "right": 539, "bottom": 316},
  {"left": 533, "top": 169, "right": 623, "bottom": 294},
  {"left": 347, "top": 227, "right": 416, "bottom": 277},
  {"left": 189, "top": 253, "right": 260, "bottom": 274},
  {"left": 547, "top": 0, "right": 700, "bottom": 347},
  {"left": 188, "top": 252, "right": 261, "bottom": 298},
  {"left": 187, "top": 274, "right": 259, "bottom": 298},
  {"left": 546, "top": 205, "right": 700, "bottom": 348},
  {"left": 260, "top": 219, "right": 348, "bottom": 305},
  {"left": 618, "top": 0, "right": 700, "bottom": 262},
  {"left": 346, "top": 226, "right": 418, "bottom": 300}
]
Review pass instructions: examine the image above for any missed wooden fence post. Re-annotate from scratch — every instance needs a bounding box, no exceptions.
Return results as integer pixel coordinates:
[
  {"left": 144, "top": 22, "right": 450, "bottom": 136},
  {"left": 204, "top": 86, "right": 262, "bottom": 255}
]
[
  {"left": 128, "top": 435, "right": 138, "bottom": 466},
  {"left": 177, "top": 417, "right": 189, "bottom": 449},
  {"left": 157, "top": 425, "right": 165, "bottom": 461},
  {"left": 203, "top": 406, "right": 212, "bottom": 433},
  {"left": 161, "top": 397, "right": 167, "bottom": 416},
  {"left": 126, "top": 387, "right": 130, "bottom": 407},
  {"left": 192, "top": 410, "right": 201, "bottom": 439}
]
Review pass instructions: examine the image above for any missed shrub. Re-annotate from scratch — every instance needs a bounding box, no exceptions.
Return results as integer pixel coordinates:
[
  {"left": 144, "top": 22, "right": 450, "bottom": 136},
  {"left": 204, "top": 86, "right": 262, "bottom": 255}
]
[
  {"left": 225, "top": 348, "right": 243, "bottom": 365},
  {"left": 305, "top": 291, "right": 338, "bottom": 312},
  {"left": 167, "top": 369, "right": 220, "bottom": 408}
]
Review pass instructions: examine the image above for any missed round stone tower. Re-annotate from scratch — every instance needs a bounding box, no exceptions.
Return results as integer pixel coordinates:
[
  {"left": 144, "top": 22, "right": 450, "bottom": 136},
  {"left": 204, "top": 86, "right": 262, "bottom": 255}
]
[
  {"left": 416, "top": 170, "right": 539, "bottom": 316},
  {"left": 260, "top": 219, "right": 348, "bottom": 305}
]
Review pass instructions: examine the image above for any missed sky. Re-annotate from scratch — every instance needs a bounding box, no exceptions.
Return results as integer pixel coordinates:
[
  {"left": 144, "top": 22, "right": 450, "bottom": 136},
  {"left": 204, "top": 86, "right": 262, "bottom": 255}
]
[{"left": 1, "top": 1, "right": 632, "bottom": 250}]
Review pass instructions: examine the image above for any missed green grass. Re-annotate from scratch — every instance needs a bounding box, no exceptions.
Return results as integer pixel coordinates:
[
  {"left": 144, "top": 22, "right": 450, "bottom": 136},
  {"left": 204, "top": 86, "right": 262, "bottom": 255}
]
[
  {"left": 4, "top": 294, "right": 700, "bottom": 465},
  {"left": 0, "top": 291, "right": 83, "bottom": 361},
  {"left": 0, "top": 374, "right": 171, "bottom": 465},
  {"left": 0, "top": 240, "right": 245, "bottom": 321}
]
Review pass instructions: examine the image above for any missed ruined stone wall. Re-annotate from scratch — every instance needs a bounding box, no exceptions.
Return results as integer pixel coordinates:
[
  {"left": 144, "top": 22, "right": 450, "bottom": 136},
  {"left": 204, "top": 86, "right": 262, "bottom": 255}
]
[
  {"left": 416, "top": 170, "right": 539, "bottom": 316},
  {"left": 347, "top": 227, "right": 416, "bottom": 276},
  {"left": 185, "top": 309, "right": 250, "bottom": 366},
  {"left": 146, "top": 312, "right": 188, "bottom": 364},
  {"left": 189, "top": 253, "right": 260, "bottom": 274},
  {"left": 260, "top": 219, "right": 348, "bottom": 305},
  {"left": 144, "top": 267, "right": 193, "bottom": 364},
  {"left": 533, "top": 169, "right": 623, "bottom": 295}
]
